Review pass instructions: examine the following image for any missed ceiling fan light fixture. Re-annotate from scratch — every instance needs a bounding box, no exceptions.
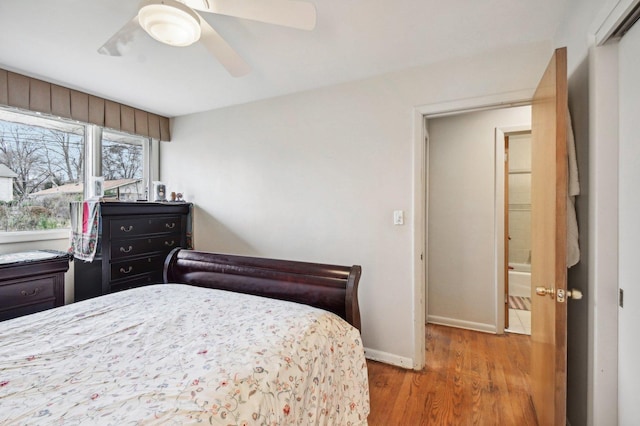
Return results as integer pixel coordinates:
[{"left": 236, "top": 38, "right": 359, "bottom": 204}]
[{"left": 138, "top": 2, "right": 201, "bottom": 47}]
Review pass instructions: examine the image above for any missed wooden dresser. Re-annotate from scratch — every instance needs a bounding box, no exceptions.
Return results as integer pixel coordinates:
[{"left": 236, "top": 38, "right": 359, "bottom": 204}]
[
  {"left": 74, "top": 202, "right": 192, "bottom": 301},
  {"left": 0, "top": 250, "right": 70, "bottom": 321}
]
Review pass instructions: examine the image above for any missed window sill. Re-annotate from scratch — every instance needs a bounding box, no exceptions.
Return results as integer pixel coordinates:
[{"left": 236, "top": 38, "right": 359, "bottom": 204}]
[{"left": 0, "top": 229, "right": 70, "bottom": 244}]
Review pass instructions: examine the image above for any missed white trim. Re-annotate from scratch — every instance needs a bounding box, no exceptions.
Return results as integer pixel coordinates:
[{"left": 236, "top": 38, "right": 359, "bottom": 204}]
[
  {"left": 416, "top": 89, "right": 534, "bottom": 118},
  {"left": 594, "top": 0, "right": 640, "bottom": 45},
  {"left": 364, "top": 347, "right": 414, "bottom": 369},
  {"left": 411, "top": 108, "right": 426, "bottom": 370},
  {"left": 587, "top": 42, "right": 620, "bottom": 426},
  {"left": 0, "top": 229, "right": 69, "bottom": 244},
  {"left": 427, "top": 315, "right": 497, "bottom": 334},
  {"left": 495, "top": 128, "right": 507, "bottom": 335},
  {"left": 496, "top": 125, "right": 532, "bottom": 135}
]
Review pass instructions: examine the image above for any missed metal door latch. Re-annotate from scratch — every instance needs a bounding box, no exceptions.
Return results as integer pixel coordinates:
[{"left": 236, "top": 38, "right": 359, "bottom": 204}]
[{"left": 556, "top": 288, "right": 583, "bottom": 303}]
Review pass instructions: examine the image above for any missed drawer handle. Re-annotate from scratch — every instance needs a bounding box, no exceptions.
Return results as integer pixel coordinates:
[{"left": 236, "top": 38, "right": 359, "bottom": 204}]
[
  {"left": 119, "top": 266, "right": 133, "bottom": 274},
  {"left": 164, "top": 240, "right": 176, "bottom": 247},
  {"left": 120, "top": 245, "right": 133, "bottom": 253},
  {"left": 120, "top": 225, "right": 134, "bottom": 232},
  {"left": 21, "top": 288, "right": 41, "bottom": 297},
  {"left": 165, "top": 222, "right": 176, "bottom": 229}
]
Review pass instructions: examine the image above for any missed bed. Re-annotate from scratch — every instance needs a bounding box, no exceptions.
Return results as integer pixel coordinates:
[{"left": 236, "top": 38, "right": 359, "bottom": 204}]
[{"left": 0, "top": 249, "right": 369, "bottom": 425}]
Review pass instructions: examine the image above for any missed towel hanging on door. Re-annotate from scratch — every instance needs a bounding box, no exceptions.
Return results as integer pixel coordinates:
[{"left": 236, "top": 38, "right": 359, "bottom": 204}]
[{"left": 567, "top": 108, "right": 580, "bottom": 268}]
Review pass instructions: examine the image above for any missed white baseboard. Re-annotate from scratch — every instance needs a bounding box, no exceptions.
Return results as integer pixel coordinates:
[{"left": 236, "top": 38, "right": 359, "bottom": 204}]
[
  {"left": 427, "top": 315, "right": 497, "bottom": 334},
  {"left": 364, "top": 318, "right": 497, "bottom": 371},
  {"left": 364, "top": 347, "right": 415, "bottom": 370}
]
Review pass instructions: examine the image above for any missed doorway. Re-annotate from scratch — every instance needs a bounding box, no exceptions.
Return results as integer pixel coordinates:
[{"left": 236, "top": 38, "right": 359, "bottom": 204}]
[
  {"left": 504, "top": 131, "right": 532, "bottom": 335},
  {"left": 414, "top": 48, "right": 572, "bottom": 423},
  {"left": 425, "top": 106, "right": 531, "bottom": 335}
]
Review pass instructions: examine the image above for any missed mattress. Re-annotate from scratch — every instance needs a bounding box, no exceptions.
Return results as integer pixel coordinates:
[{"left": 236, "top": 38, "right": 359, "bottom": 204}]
[{"left": 0, "top": 284, "right": 370, "bottom": 425}]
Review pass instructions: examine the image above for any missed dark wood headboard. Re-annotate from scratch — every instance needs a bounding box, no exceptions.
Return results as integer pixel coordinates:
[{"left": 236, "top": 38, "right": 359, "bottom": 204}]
[{"left": 163, "top": 248, "right": 362, "bottom": 331}]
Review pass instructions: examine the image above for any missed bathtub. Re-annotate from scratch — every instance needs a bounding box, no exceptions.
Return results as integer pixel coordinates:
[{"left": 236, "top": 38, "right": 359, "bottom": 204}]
[{"left": 508, "top": 262, "right": 531, "bottom": 298}]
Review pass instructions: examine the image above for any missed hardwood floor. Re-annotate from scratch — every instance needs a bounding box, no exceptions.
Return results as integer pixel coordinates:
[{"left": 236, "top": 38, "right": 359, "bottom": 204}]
[{"left": 367, "top": 324, "right": 538, "bottom": 425}]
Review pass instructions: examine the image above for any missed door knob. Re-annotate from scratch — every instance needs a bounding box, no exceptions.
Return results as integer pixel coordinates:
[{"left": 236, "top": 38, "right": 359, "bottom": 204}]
[{"left": 536, "top": 286, "right": 555, "bottom": 298}]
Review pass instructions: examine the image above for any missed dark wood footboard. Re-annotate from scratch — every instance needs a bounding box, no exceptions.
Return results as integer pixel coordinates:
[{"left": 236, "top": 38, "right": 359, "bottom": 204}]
[{"left": 163, "top": 248, "right": 362, "bottom": 330}]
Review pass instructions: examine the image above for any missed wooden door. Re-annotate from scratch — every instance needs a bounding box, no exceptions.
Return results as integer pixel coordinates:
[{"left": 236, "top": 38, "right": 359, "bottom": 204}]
[{"left": 530, "top": 47, "right": 568, "bottom": 425}]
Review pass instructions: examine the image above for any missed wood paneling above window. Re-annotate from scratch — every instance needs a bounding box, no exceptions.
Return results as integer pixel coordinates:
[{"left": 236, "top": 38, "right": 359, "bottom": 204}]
[{"left": 0, "top": 68, "right": 171, "bottom": 141}]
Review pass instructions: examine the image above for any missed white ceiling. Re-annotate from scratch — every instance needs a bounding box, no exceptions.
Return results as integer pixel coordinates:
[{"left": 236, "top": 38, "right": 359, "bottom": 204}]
[{"left": 0, "top": 0, "right": 569, "bottom": 118}]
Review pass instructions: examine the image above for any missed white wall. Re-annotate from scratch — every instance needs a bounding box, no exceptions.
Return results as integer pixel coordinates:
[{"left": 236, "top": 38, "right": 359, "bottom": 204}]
[
  {"left": 427, "top": 107, "right": 531, "bottom": 332},
  {"left": 162, "top": 41, "right": 551, "bottom": 366},
  {"left": 618, "top": 18, "right": 640, "bottom": 424}
]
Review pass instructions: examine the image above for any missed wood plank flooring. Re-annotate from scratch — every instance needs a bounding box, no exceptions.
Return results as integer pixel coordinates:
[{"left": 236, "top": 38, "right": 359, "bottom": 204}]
[{"left": 367, "top": 324, "right": 538, "bottom": 425}]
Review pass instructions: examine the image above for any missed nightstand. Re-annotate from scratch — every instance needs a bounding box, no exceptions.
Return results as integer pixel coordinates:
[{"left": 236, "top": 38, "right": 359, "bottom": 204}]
[{"left": 0, "top": 250, "right": 70, "bottom": 321}]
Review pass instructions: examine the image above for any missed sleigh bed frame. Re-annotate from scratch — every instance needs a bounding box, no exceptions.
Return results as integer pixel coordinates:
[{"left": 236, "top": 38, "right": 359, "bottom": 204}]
[{"left": 163, "top": 248, "right": 362, "bottom": 330}]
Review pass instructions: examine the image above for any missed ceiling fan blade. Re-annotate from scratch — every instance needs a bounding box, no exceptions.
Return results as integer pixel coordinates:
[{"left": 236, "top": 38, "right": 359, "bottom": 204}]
[
  {"left": 98, "top": 16, "right": 144, "bottom": 56},
  {"left": 193, "top": 0, "right": 316, "bottom": 31},
  {"left": 199, "top": 20, "right": 251, "bottom": 77}
]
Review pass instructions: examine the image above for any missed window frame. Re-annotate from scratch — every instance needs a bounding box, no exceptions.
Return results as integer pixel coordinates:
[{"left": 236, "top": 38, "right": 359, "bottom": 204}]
[{"left": 0, "top": 106, "right": 158, "bottom": 242}]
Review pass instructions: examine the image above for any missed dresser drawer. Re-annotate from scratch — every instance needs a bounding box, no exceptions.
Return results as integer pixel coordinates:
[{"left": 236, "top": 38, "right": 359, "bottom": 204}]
[
  {"left": 111, "top": 216, "right": 183, "bottom": 238},
  {"left": 0, "top": 276, "right": 56, "bottom": 311},
  {"left": 110, "top": 255, "right": 166, "bottom": 281},
  {"left": 110, "top": 234, "right": 182, "bottom": 260},
  {"left": 73, "top": 202, "right": 192, "bottom": 302},
  {"left": 110, "top": 272, "right": 164, "bottom": 293}
]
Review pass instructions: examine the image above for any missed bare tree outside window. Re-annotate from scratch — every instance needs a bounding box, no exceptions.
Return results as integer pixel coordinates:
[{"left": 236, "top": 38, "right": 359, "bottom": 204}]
[
  {"left": 42, "top": 128, "right": 84, "bottom": 185},
  {"left": 101, "top": 132, "right": 145, "bottom": 200},
  {"left": 0, "top": 114, "right": 85, "bottom": 231},
  {"left": 0, "top": 125, "right": 50, "bottom": 200},
  {"left": 0, "top": 109, "right": 149, "bottom": 232},
  {"left": 102, "top": 139, "right": 142, "bottom": 180}
]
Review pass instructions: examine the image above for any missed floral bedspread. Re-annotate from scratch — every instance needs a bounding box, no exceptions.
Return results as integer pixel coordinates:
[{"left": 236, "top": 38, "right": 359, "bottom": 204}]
[{"left": 0, "top": 284, "right": 370, "bottom": 425}]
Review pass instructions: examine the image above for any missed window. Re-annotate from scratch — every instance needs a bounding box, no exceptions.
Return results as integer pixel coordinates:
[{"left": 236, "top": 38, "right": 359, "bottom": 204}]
[
  {"left": 0, "top": 109, "right": 84, "bottom": 232},
  {"left": 0, "top": 107, "right": 153, "bottom": 233},
  {"left": 102, "top": 130, "right": 149, "bottom": 202}
]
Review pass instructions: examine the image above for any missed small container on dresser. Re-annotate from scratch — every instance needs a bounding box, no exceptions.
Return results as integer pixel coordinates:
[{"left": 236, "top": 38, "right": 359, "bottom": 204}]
[
  {"left": 74, "top": 202, "right": 192, "bottom": 301},
  {"left": 0, "top": 250, "right": 70, "bottom": 321}
]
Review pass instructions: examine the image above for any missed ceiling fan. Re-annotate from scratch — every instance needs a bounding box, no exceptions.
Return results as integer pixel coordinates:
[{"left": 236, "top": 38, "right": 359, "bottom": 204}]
[{"left": 98, "top": 0, "right": 317, "bottom": 77}]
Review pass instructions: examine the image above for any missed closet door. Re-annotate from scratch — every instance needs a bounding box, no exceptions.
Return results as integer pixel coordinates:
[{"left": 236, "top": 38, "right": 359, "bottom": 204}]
[{"left": 618, "top": 18, "right": 640, "bottom": 425}]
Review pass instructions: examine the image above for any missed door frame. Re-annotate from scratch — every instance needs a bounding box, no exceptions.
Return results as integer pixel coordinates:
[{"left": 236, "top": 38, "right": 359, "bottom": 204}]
[{"left": 412, "top": 89, "right": 533, "bottom": 367}]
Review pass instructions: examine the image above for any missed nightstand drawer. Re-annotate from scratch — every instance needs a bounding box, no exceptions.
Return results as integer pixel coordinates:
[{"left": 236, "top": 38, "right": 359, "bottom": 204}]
[
  {"left": 111, "top": 234, "right": 182, "bottom": 259},
  {"left": 111, "top": 216, "right": 183, "bottom": 238},
  {"left": 110, "top": 256, "right": 165, "bottom": 281},
  {"left": 0, "top": 276, "right": 56, "bottom": 311}
]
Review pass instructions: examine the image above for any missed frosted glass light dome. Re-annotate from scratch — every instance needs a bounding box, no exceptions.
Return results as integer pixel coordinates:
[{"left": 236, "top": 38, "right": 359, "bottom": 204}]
[{"left": 138, "top": 2, "right": 201, "bottom": 47}]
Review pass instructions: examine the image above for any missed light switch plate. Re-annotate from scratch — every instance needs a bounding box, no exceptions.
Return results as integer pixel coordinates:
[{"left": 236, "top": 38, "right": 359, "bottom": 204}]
[{"left": 393, "top": 210, "right": 404, "bottom": 225}]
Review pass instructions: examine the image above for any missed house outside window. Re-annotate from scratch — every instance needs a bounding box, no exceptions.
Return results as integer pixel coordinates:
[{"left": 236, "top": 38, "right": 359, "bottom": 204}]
[
  {"left": 0, "top": 107, "right": 153, "bottom": 233},
  {"left": 0, "top": 164, "right": 18, "bottom": 202}
]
